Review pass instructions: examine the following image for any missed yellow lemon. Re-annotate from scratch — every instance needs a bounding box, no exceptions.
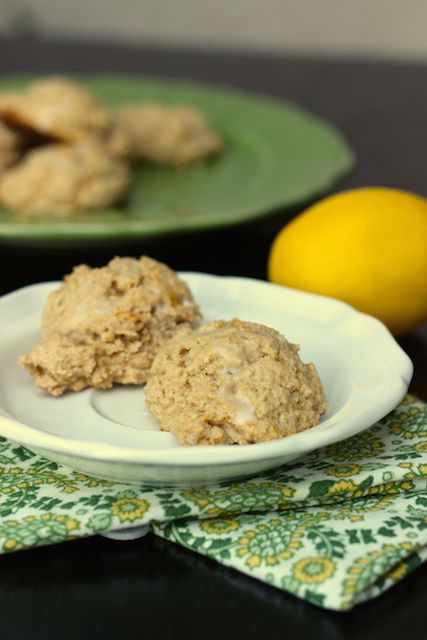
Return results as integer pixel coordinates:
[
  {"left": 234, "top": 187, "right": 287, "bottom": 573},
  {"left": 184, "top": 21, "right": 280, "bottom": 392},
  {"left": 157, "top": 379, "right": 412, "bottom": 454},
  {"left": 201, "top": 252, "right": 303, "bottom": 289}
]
[{"left": 268, "top": 187, "right": 427, "bottom": 336}]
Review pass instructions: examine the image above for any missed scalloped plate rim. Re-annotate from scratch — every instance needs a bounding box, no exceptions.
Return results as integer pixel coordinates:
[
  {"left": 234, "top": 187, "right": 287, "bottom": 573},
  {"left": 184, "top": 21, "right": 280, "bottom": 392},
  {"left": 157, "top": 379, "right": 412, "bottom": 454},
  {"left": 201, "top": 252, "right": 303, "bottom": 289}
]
[{"left": 0, "top": 273, "right": 412, "bottom": 472}]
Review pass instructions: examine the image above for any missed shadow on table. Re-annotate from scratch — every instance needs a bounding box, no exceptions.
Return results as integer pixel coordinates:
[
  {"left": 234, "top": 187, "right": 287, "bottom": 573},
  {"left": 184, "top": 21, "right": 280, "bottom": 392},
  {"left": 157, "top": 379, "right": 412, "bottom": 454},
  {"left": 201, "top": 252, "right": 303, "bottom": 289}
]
[
  {"left": 399, "top": 323, "right": 427, "bottom": 399},
  {"left": 0, "top": 533, "right": 425, "bottom": 639}
]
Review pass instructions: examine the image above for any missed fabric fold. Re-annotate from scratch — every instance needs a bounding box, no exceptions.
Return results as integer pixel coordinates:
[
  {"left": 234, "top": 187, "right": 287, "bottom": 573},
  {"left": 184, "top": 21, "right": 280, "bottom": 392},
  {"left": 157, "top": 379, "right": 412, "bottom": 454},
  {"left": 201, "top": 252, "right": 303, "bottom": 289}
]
[{"left": 0, "top": 395, "right": 426, "bottom": 610}]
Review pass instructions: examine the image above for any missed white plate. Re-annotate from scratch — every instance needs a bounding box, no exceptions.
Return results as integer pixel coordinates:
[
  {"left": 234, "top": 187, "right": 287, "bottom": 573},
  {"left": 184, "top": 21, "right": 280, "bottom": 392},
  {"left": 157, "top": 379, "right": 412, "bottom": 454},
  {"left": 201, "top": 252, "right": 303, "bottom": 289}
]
[{"left": 0, "top": 273, "right": 413, "bottom": 486}]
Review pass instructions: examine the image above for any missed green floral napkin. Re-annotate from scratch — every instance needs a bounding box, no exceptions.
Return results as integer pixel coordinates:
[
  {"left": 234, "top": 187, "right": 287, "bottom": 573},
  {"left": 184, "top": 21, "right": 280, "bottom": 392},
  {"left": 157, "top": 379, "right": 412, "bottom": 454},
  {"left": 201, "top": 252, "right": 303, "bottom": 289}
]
[{"left": 0, "top": 395, "right": 426, "bottom": 611}]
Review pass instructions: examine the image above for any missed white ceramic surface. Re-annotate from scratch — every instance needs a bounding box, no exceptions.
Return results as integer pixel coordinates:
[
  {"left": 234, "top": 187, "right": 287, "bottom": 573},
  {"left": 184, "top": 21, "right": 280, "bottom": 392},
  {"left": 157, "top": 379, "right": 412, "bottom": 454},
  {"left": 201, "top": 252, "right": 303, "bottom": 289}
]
[{"left": 0, "top": 273, "right": 413, "bottom": 486}]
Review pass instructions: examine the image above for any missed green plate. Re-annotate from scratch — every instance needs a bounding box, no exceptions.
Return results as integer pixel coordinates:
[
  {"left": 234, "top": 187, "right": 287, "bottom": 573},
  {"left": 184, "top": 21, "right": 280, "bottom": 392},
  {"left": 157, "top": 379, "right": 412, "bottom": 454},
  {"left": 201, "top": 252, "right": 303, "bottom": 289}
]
[{"left": 0, "top": 75, "right": 354, "bottom": 242}]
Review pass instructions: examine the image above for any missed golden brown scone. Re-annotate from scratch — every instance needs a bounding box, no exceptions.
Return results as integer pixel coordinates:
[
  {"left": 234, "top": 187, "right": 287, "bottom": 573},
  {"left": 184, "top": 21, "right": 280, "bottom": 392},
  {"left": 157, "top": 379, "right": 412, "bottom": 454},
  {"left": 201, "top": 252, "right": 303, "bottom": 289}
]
[
  {"left": 104, "top": 117, "right": 133, "bottom": 158},
  {"left": 0, "top": 143, "right": 131, "bottom": 215},
  {"left": 20, "top": 256, "right": 201, "bottom": 396},
  {"left": 0, "top": 76, "right": 112, "bottom": 143},
  {"left": 115, "top": 103, "right": 223, "bottom": 167},
  {"left": 145, "top": 319, "right": 327, "bottom": 446},
  {"left": 0, "top": 120, "right": 25, "bottom": 174}
]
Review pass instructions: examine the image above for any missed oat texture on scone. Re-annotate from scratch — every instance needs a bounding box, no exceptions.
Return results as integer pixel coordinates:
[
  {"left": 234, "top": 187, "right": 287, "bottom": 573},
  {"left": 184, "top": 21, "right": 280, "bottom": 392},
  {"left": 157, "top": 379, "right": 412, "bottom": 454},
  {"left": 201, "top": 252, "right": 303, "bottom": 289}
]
[
  {"left": 0, "top": 77, "right": 113, "bottom": 143},
  {"left": 0, "top": 143, "right": 131, "bottom": 214},
  {"left": 20, "top": 256, "right": 201, "bottom": 396},
  {"left": 145, "top": 319, "right": 328, "bottom": 445},
  {"left": 115, "top": 103, "right": 223, "bottom": 167}
]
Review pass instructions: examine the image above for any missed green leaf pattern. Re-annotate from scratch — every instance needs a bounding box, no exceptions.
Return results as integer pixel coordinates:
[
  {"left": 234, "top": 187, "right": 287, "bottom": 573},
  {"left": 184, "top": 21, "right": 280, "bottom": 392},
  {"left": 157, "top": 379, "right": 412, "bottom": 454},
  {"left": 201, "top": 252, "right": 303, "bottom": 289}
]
[{"left": 0, "top": 395, "right": 427, "bottom": 611}]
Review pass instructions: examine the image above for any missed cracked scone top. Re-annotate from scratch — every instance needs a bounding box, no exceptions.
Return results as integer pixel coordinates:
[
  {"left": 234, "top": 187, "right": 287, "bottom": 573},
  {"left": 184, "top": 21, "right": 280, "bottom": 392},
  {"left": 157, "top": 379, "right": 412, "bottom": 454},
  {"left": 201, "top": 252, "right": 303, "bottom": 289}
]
[
  {"left": 145, "top": 319, "right": 328, "bottom": 445},
  {"left": 0, "top": 144, "right": 131, "bottom": 215},
  {"left": 0, "top": 77, "right": 112, "bottom": 143},
  {"left": 20, "top": 256, "right": 201, "bottom": 396},
  {"left": 115, "top": 103, "right": 223, "bottom": 167},
  {"left": 0, "top": 77, "right": 132, "bottom": 160},
  {"left": 0, "top": 121, "right": 26, "bottom": 174}
]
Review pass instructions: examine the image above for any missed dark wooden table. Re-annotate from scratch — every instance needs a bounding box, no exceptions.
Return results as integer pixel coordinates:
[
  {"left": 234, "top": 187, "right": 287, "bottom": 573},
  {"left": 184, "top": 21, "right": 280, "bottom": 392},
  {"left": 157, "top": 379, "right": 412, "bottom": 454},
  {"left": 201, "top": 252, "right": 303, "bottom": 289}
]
[{"left": 0, "top": 37, "right": 426, "bottom": 639}]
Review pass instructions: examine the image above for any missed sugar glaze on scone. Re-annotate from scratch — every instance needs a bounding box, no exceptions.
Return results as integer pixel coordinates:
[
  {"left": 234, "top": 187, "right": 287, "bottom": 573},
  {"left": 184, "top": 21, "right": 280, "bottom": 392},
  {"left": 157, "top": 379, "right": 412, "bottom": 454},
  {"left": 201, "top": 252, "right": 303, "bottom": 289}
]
[
  {"left": 145, "top": 319, "right": 327, "bottom": 446},
  {"left": 20, "top": 256, "right": 201, "bottom": 396}
]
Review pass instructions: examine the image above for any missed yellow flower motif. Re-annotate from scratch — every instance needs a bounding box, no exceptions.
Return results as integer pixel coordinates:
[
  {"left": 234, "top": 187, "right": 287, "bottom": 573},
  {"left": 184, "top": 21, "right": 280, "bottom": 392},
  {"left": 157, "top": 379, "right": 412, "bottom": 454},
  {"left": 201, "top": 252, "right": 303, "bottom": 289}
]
[
  {"left": 235, "top": 518, "right": 304, "bottom": 568},
  {"left": 200, "top": 518, "right": 240, "bottom": 535},
  {"left": 416, "top": 442, "right": 427, "bottom": 453},
  {"left": 357, "top": 496, "right": 394, "bottom": 513},
  {"left": 111, "top": 497, "right": 150, "bottom": 522},
  {"left": 399, "top": 481, "right": 415, "bottom": 491},
  {"left": 398, "top": 463, "right": 427, "bottom": 480},
  {"left": 326, "top": 431, "right": 384, "bottom": 462},
  {"left": 289, "top": 541, "right": 303, "bottom": 550},
  {"left": 74, "top": 473, "right": 91, "bottom": 482},
  {"left": 390, "top": 407, "right": 427, "bottom": 439},
  {"left": 400, "top": 394, "right": 417, "bottom": 405},
  {"left": 279, "top": 485, "right": 295, "bottom": 498},
  {"left": 4, "top": 538, "right": 17, "bottom": 551},
  {"left": 366, "top": 486, "right": 381, "bottom": 495},
  {"left": 293, "top": 557, "right": 336, "bottom": 584},
  {"left": 74, "top": 473, "right": 115, "bottom": 488},
  {"left": 386, "top": 563, "right": 409, "bottom": 582},
  {"left": 183, "top": 482, "right": 295, "bottom": 517},
  {"left": 342, "top": 578, "right": 358, "bottom": 595},
  {"left": 328, "top": 480, "right": 359, "bottom": 495},
  {"left": 247, "top": 555, "right": 261, "bottom": 568},
  {"left": 343, "top": 542, "right": 417, "bottom": 602},
  {"left": 195, "top": 499, "right": 210, "bottom": 507},
  {"left": 349, "top": 480, "right": 413, "bottom": 501},
  {"left": 327, "top": 464, "right": 361, "bottom": 477},
  {"left": 401, "top": 542, "right": 414, "bottom": 551},
  {"left": 240, "top": 531, "right": 256, "bottom": 543}
]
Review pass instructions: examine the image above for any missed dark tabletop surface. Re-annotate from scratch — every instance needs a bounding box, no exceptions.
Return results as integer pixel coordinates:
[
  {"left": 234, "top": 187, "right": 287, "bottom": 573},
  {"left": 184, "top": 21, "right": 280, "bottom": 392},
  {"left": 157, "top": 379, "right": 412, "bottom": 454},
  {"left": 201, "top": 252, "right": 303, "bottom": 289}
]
[{"left": 0, "top": 36, "right": 427, "bottom": 640}]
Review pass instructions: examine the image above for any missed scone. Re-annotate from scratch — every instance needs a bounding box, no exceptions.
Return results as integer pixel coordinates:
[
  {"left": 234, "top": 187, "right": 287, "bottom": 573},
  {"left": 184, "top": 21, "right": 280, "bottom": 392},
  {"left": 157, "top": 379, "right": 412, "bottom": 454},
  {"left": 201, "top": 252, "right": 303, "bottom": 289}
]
[
  {"left": 145, "top": 319, "right": 327, "bottom": 445},
  {"left": 0, "top": 143, "right": 131, "bottom": 215},
  {"left": 20, "top": 256, "right": 201, "bottom": 396},
  {"left": 0, "top": 120, "right": 26, "bottom": 174},
  {"left": 0, "top": 76, "right": 112, "bottom": 143},
  {"left": 115, "top": 103, "right": 223, "bottom": 167}
]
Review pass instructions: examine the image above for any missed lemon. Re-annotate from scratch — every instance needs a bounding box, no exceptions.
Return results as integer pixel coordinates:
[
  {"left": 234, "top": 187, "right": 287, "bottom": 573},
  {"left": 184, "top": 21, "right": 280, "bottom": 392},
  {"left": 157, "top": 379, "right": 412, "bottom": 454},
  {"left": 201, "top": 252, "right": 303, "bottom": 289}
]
[{"left": 268, "top": 187, "right": 427, "bottom": 336}]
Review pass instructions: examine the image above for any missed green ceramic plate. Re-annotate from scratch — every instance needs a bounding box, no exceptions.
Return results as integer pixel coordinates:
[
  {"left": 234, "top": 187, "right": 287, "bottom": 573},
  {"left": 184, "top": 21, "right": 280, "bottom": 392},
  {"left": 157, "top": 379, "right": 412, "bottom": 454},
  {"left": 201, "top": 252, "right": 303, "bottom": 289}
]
[{"left": 0, "top": 75, "right": 354, "bottom": 242}]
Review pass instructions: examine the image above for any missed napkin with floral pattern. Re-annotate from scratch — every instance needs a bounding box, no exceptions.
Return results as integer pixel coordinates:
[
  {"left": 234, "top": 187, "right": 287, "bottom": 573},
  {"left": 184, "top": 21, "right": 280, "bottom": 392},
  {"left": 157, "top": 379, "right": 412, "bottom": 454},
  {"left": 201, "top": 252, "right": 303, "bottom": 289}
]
[{"left": 0, "top": 394, "right": 426, "bottom": 611}]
